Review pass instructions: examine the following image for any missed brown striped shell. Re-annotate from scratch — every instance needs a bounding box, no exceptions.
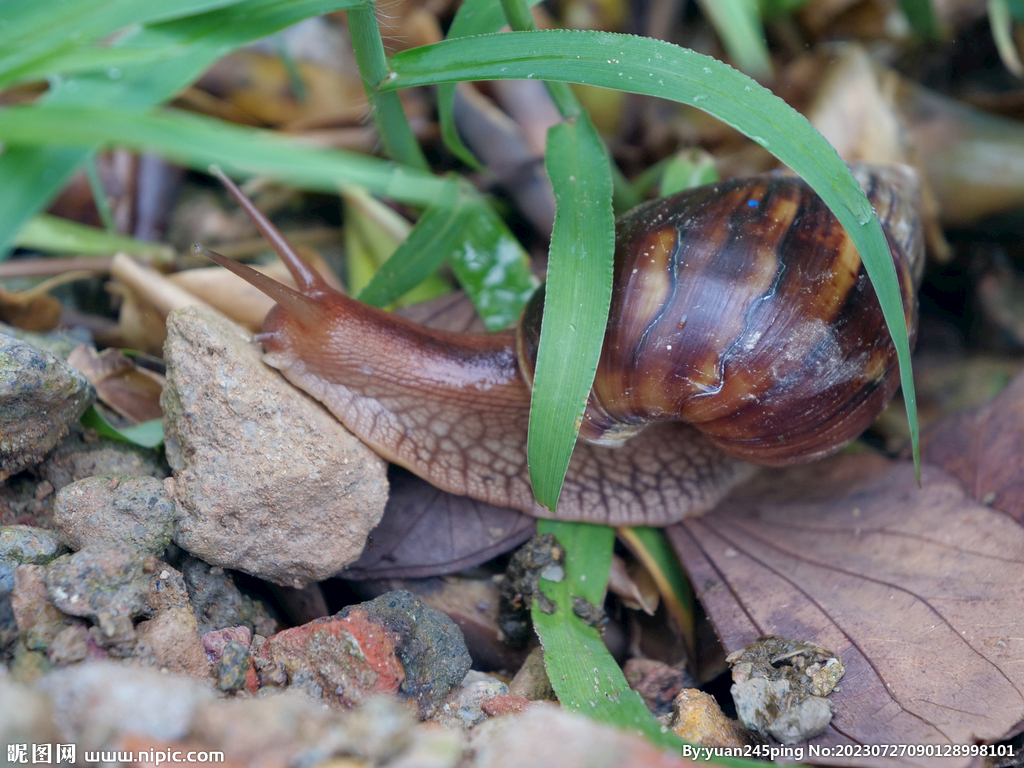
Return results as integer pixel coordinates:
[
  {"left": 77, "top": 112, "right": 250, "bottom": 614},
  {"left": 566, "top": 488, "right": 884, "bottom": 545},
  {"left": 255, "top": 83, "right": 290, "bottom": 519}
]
[{"left": 518, "top": 164, "right": 924, "bottom": 465}]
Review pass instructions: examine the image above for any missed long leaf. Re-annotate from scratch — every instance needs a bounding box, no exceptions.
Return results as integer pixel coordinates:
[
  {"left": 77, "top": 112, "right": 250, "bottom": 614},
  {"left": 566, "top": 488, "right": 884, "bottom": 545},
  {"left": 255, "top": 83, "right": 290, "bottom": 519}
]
[
  {"left": 0, "top": 105, "right": 446, "bottom": 207},
  {"left": 0, "top": 0, "right": 367, "bottom": 256},
  {"left": 383, "top": 28, "right": 921, "bottom": 476},
  {"left": 528, "top": 116, "right": 614, "bottom": 510},
  {"left": 0, "top": 0, "right": 239, "bottom": 87}
]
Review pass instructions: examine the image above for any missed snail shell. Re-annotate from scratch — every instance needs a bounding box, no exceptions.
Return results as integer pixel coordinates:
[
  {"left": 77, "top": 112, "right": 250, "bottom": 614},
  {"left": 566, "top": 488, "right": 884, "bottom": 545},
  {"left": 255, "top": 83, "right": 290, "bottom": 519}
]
[{"left": 201, "top": 163, "right": 923, "bottom": 525}]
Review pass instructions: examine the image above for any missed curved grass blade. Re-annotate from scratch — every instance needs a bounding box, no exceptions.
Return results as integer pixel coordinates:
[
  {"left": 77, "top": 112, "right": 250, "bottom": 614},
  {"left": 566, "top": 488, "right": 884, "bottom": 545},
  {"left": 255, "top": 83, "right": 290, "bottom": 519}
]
[
  {"left": 384, "top": 28, "right": 921, "bottom": 478},
  {"left": 0, "top": 0, "right": 366, "bottom": 257},
  {"left": 529, "top": 115, "right": 614, "bottom": 511},
  {"left": 0, "top": 105, "right": 446, "bottom": 206}
]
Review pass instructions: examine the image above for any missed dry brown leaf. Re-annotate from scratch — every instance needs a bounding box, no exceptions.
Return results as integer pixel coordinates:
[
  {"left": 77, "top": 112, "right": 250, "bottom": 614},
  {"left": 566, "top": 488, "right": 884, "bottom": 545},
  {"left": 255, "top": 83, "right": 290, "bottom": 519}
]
[
  {"left": 920, "top": 366, "right": 1024, "bottom": 520},
  {"left": 67, "top": 344, "right": 164, "bottom": 424},
  {"left": 340, "top": 466, "right": 536, "bottom": 580},
  {"left": 668, "top": 455, "right": 1024, "bottom": 767}
]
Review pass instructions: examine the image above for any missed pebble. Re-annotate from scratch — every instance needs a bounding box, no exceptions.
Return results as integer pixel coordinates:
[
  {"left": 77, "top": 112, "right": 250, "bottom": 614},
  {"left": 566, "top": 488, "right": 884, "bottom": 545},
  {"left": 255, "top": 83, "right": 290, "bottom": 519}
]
[
  {"left": 177, "top": 554, "right": 280, "bottom": 637},
  {"left": 38, "top": 662, "right": 214, "bottom": 752},
  {"left": 667, "top": 688, "right": 748, "bottom": 748},
  {"left": 469, "top": 703, "right": 699, "bottom": 768},
  {"left": 0, "top": 673, "right": 59, "bottom": 747},
  {"left": 253, "top": 591, "right": 471, "bottom": 717},
  {"left": 508, "top": 646, "right": 555, "bottom": 701},
  {"left": 43, "top": 545, "right": 151, "bottom": 646},
  {"left": 0, "top": 335, "right": 95, "bottom": 481},
  {"left": 435, "top": 672, "right": 510, "bottom": 729},
  {"left": 162, "top": 306, "right": 388, "bottom": 587},
  {"left": 350, "top": 591, "right": 472, "bottom": 717},
  {"left": 0, "top": 527, "right": 67, "bottom": 657},
  {"left": 10, "top": 565, "right": 79, "bottom": 652},
  {"left": 52, "top": 475, "right": 176, "bottom": 555}
]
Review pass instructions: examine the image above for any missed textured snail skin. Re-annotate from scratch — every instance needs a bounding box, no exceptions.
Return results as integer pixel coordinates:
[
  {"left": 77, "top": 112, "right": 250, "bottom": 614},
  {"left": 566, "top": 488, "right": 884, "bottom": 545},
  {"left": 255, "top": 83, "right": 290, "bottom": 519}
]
[{"left": 202, "top": 164, "right": 921, "bottom": 526}]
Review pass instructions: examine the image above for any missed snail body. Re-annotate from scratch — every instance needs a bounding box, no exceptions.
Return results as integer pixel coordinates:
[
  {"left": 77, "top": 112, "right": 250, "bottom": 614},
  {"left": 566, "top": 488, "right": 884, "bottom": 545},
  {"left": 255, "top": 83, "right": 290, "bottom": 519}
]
[{"left": 202, "top": 164, "right": 923, "bottom": 526}]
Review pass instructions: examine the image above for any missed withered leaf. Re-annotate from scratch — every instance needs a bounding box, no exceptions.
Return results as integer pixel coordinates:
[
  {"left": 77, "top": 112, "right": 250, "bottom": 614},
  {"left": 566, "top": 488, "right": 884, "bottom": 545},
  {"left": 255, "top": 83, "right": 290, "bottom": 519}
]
[
  {"left": 669, "top": 455, "right": 1024, "bottom": 767},
  {"left": 920, "top": 366, "right": 1024, "bottom": 520},
  {"left": 341, "top": 466, "right": 536, "bottom": 580},
  {"left": 67, "top": 344, "right": 164, "bottom": 424}
]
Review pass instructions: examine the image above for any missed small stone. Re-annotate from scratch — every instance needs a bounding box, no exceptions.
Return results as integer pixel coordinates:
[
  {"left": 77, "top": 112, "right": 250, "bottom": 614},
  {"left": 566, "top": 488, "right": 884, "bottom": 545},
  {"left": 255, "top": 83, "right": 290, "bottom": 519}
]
[
  {"left": 435, "top": 673, "right": 509, "bottom": 729},
  {"left": 201, "top": 625, "right": 252, "bottom": 664},
  {"left": 46, "top": 624, "right": 90, "bottom": 664},
  {"left": 480, "top": 694, "right": 531, "bottom": 718},
  {"left": 668, "top": 688, "right": 748, "bottom": 748},
  {"left": 213, "top": 639, "right": 251, "bottom": 691},
  {"left": 11, "top": 565, "right": 78, "bottom": 651},
  {"left": 39, "top": 426, "right": 168, "bottom": 496},
  {"left": 53, "top": 475, "right": 175, "bottom": 555},
  {"left": 508, "top": 646, "right": 555, "bottom": 701},
  {"left": 351, "top": 591, "right": 472, "bottom": 717},
  {"left": 44, "top": 545, "right": 150, "bottom": 646},
  {"left": 0, "top": 335, "right": 95, "bottom": 481},
  {"left": 134, "top": 608, "right": 211, "bottom": 681},
  {"left": 38, "top": 662, "right": 214, "bottom": 751},
  {"left": 0, "top": 674, "right": 59, "bottom": 747},
  {"left": 469, "top": 703, "right": 696, "bottom": 768},
  {"left": 0, "top": 526, "right": 67, "bottom": 564},
  {"left": 253, "top": 605, "right": 407, "bottom": 708},
  {"left": 727, "top": 636, "right": 844, "bottom": 744},
  {"left": 178, "top": 554, "right": 280, "bottom": 637},
  {"left": 162, "top": 306, "right": 388, "bottom": 586},
  {"left": 624, "top": 658, "right": 695, "bottom": 716},
  {"left": 253, "top": 591, "right": 470, "bottom": 718}
]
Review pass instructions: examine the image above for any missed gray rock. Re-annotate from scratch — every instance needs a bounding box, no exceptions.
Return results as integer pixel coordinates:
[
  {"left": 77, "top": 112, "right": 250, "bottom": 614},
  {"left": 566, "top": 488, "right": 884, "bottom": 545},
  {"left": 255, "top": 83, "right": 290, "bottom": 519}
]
[
  {"left": 178, "top": 554, "right": 280, "bottom": 637},
  {"left": 53, "top": 475, "right": 175, "bottom": 555},
  {"left": 162, "top": 306, "right": 388, "bottom": 586},
  {"left": 44, "top": 545, "right": 151, "bottom": 646},
  {"left": 0, "top": 335, "right": 95, "bottom": 481},
  {"left": 0, "top": 526, "right": 66, "bottom": 565},
  {"left": 349, "top": 590, "right": 473, "bottom": 718},
  {"left": 38, "top": 661, "right": 213, "bottom": 751}
]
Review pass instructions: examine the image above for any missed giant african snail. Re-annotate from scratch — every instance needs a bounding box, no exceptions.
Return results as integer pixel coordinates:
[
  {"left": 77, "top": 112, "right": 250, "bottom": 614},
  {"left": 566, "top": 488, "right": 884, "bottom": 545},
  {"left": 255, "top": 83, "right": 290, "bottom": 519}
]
[{"left": 197, "top": 163, "right": 923, "bottom": 526}]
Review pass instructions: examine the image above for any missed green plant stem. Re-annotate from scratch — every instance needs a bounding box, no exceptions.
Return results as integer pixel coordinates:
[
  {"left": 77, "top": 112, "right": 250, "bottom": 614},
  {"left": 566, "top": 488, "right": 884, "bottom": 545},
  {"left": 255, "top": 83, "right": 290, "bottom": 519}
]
[{"left": 348, "top": 3, "right": 430, "bottom": 171}]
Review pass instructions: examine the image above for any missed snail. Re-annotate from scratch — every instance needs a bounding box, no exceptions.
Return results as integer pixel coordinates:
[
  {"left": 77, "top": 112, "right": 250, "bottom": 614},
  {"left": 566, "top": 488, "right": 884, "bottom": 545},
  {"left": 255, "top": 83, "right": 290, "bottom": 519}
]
[{"left": 198, "top": 163, "right": 923, "bottom": 526}]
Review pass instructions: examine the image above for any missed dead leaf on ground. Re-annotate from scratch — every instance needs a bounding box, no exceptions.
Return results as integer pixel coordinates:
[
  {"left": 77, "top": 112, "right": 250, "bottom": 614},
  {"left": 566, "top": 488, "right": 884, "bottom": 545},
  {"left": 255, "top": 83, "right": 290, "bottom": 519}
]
[
  {"left": 340, "top": 466, "right": 536, "bottom": 580},
  {"left": 67, "top": 344, "right": 164, "bottom": 424},
  {"left": 920, "top": 366, "right": 1024, "bottom": 520},
  {"left": 668, "top": 454, "right": 1024, "bottom": 767}
]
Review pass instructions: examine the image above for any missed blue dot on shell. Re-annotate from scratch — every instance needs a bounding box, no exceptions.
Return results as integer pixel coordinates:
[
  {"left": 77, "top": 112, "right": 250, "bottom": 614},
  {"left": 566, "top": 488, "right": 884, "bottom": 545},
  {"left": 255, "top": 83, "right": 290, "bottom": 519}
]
[{"left": 747, "top": 199, "right": 759, "bottom": 207}]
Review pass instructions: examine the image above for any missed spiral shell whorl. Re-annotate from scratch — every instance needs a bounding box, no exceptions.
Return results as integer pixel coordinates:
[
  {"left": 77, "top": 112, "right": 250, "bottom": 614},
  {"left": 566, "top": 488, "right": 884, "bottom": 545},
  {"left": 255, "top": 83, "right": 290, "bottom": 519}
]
[{"left": 522, "top": 164, "right": 923, "bottom": 466}]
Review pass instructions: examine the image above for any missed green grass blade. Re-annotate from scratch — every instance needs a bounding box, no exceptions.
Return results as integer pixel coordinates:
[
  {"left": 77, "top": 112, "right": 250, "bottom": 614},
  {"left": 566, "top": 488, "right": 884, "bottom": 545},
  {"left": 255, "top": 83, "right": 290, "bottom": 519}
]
[
  {"left": 16, "top": 215, "right": 174, "bottom": 259},
  {"left": 0, "top": 0, "right": 239, "bottom": 85},
  {"left": 694, "top": 0, "right": 772, "bottom": 78},
  {"left": 0, "top": 0, "right": 366, "bottom": 257},
  {"left": 532, "top": 519, "right": 683, "bottom": 748},
  {"left": 990, "top": 0, "right": 1024, "bottom": 76},
  {"left": 528, "top": 115, "right": 614, "bottom": 511},
  {"left": 81, "top": 407, "right": 164, "bottom": 448},
  {"left": 757, "top": 0, "right": 814, "bottom": 19},
  {"left": 357, "top": 179, "right": 461, "bottom": 307},
  {"left": 898, "top": 0, "right": 942, "bottom": 38},
  {"left": 0, "top": 105, "right": 446, "bottom": 207},
  {"left": 384, "top": 29, "right": 921, "bottom": 478},
  {"left": 348, "top": 4, "right": 429, "bottom": 170}
]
